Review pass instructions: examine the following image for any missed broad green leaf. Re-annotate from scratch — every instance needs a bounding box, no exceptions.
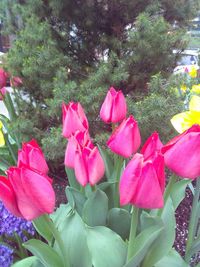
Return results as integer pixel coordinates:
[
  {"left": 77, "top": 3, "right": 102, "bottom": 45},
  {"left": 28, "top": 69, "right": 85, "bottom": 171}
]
[
  {"left": 33, "top": 216, "right": 53, "bottom": 243},
  {"left": 98, "top": 181, "right": 116, "bottom": 209},
  {"left": 124, "top": 224, "right": 163, "bottom": 267},
  {"left": 65, "top": 167, "right": 80, "bottom": 190},
  {"left": 170, "top": 179, "right": 190, "bottom": 210},
  {"left": 58, "top": 211, "right": 92, "bottom": 267},
  {"left": 155, "top": 249, "right": 189, "bottom": 267},
  {"left": 11, "top": 256, "right": 37, "bottom": 267},
  {"left": 142, "top": 197, "right": 176, "bottom": 267},
  {"left": 23, "top": 239, "right": 64, "bottom": 267},
  {"left": 98, "top": 145, "right": 114, "bottom": 180},
  {"left": 83, "top": 189, "right": 108, "bottom": 226},
  {"left": 140, "top": 211, "right": 163, "bottom": 230},
  {"left": 65, "top": 186, "right": 87, "bottom": 215},
  {"left": 189, "top": 237, "right": 200, "bottom": 257},
  {"left": 50, "top": 203, "right": 72, "bottom": 230},
  {"left": 107, "top": 208, "right": 131, "bottom": 240},
  {"left": 86, "top": 226, "right": 127, "bottom": 267}
]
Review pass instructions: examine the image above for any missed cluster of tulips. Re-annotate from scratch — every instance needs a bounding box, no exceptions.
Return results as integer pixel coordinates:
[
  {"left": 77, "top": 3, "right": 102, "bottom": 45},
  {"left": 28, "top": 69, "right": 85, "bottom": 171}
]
[{"left": 0, "top": 86, "right": 200, "bottom": 267}]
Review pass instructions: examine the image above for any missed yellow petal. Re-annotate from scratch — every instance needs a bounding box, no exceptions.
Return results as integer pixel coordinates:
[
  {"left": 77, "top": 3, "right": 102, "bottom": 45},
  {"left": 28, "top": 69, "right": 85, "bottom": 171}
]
[
  {"left": 189, "top": 66, "right": 197, "bottom": 78},
  {"left": 189, "top": 95, "right": 200, "bottom": 112},
  {"left": 191, "top": 84, "right": 200, "bottom": 94},
  {"left": 171, "top": 111, "right": 200, "bottom": 133},
  {"left": 180, "top": 85, "right": 187, "bottom": 92},
  {"left": 0, "top": 131, "right": 5, "bottom": 147}
]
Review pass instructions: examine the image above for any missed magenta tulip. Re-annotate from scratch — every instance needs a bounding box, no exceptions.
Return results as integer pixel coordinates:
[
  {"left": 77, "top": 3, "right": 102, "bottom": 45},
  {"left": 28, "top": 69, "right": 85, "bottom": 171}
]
[
  {"left": 119, "top": 152, "right": 165, "bottom": 209},
  {"left": 0, "top": 87, "right": 7, "bottom": 100},
  {"left": 0, "top": 68, "right": 8, "bottom": 88},
  {"left": 0, "top": 166, "right": 55, "bottom": 220},
  {"left": 64, "top": 130, "right": 93, "bottom": 168},
  {"left": 10, "top": 76, "right": 23, "bottom": 88},
  {"left": 162, "top": 124, "right": 200, "bottom": 179},
  {"left": 62, "top": 102, "right": 89, "bottom": 138},
  {"left": 18, "top": 139, "right": 49, "bottom": 174},
  {"left": 100, "top": 87, "right": 127, "bottom": 123},
  {"left": 107, "top": 115, "right": 141, "bottom": 158},
  {"left": 74, "top": 144, "right": 105, "bottom": 186},
  {"left": 141, "top": 132, "right": 163, "bottom": 160}
]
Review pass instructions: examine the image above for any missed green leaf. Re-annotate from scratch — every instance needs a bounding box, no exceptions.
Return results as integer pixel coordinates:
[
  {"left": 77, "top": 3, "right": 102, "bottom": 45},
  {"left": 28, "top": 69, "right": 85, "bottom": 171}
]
[
  {"left": 23, "top": 239, "right": 64, "bottom": 267},
  {"left": 65, "top": 167, "right": 80, "bottom": 190},
  {"left": 50, "top": 203, "right": 72, "bottom": 229},
  {"left": 142, "top": 197, "right": 176, "bottom": 267},
  {"left": 170, "top": 179, "right": 190, "bottom": 210},
  {"left": 11, "top": 256, "right": 37, "bottom": 267},
  {"left": 155, "top": 249, "right": 189, "bottom": 267},
  {"left": 98, "top": 145, "right": 114, "bottom": 180},
  {"left": 86, "top": 226, "right": 127, "bottom": 267},
  {"left": 65, "top": 186, "right": 87, "bottom": 216},
  {"left": 58, "top": 211, "right": 92, "bottom": 267},
  {"left": 124, "top": 224, "right": 163, "bottom": 267},
  {"left": 107, "top": 208, "right": 131, "bottom": 240},
  {"left": 33, "top": 216, "right": 53, "bottom": 243},
  {"left": 83, "top": 189, "right": 108, "bottom": 226},
  {"left": 98, "top": 181, "right": 116, "bottom": 209},
  {"left": 189, "top": 237, "right": 200, "bottom": 257}
]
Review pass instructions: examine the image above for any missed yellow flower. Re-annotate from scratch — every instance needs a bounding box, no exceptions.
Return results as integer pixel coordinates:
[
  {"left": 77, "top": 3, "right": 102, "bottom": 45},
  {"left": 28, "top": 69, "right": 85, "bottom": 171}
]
[
  {"left": 191, "top": 84, "right": 200, "bottom": 94},
  {"left": 0, "top": 121, "right": 5, "bottom": 146},
  {"left": 171, "top": 95, "right": 200, "bottom": 133},
  {"left": 189, "top": 66, "right": 197, "bottom": 78},
  {"left": 180, "top": 84, "right": 187, "bottom": 92}
]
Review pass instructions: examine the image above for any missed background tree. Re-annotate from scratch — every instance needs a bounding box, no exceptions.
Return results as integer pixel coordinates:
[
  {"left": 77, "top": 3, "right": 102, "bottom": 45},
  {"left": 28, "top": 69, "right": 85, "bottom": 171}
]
[{"left": 0, "top": 0, "right": 198, "bottom": 172}]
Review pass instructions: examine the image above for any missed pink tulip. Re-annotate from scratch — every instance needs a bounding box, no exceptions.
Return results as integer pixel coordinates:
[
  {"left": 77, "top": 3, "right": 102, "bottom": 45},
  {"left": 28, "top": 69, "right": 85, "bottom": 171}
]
[
  {"left": 18, "top": 139, "right": 49, "bottom": 174},
  {"left": 0, "top": 166, "right": 55, "bottom": 220},
  {"left": 74, "top": 144, "right": 105, "bottom": 186},
  {"left": 0, "top": 87, "right": 7, "bottom": 100},
  {"left": 62, "top": 102, "right": 89, "bottom": 138},
  {"left": 64, "top": 130, "right": 93, "bottom": 168},
  {"left": 107, "top": 115, "right": 141, "bottom": 158},
  {"left": 141, "top": 132, "right": 163, "bottom": 160},
  {"left": 0, "top": 68, "right": 8, "bottom": 88},
  {"left": 119, "top": 152, "right": 165, "bottom": 209},
  {"left": 100, "top": 87, "right": 127, "bottom": 123},
  {"left": 10, "top": 76, "right": 23, "bottom": 88},
  {"left": 162, "top": 124, "right": 200, "bottom": 179}
]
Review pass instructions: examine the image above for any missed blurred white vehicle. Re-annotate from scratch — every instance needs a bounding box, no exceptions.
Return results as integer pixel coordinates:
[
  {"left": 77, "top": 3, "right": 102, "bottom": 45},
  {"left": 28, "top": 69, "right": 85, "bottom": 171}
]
[{"left": 173, "top": 49, "right": 199, "bottom": 74}]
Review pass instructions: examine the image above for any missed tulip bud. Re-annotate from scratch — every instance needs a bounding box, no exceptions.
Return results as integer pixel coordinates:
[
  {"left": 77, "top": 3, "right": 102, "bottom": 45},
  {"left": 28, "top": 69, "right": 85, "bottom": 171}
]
[
  {"left": 74, "top": 145, "right": 105, "bottom": 186},
  {"left": 141, "top": 132, "right": 163, "bottom": 160},
  {"left": 62, "top": 102, "right": 89, "bottom": 138},
  {"left": 0, "top": 68, "right": 8, "bottom": 88},
  {"left": 64, "top": 130, "right": 93, "bottom": 168},
  {"left": 162, "top": 124, "right": 200, "bottom": 179},
  {"left": 0, "top": 87, "right": 7, "bottom": 100},
  {"left": 119, "top": 152, "right": 164, "bottom": 209},
  {"left": 18, "top": 139, "right": 49, "bottom": 174},
  {"left": 10, "top": 76, "right": 23, "bottom": 88},
  {"left": 100, "top": 87, "right": 127, "bottom": 123},
  {"left": 107, "top": 115, "right": 141, "bottom": 158}
]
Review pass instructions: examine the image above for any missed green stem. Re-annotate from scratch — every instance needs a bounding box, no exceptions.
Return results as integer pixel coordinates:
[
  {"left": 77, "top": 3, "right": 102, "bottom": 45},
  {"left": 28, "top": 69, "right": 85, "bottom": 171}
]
[
  {"left": 42, "top": 214, "right": 70, "bottom": 267},
  {"left": 4, "top": 92, "right": 17, "bottom": 121},
  {"left": 4, "top": 133, "right": 17, "bottom": 164},
  {"left": 14, "top": 233, "right": 28, "bottom": 259},
  {"left": 113, "top": 156, "right": 124, "bottom": 207},
  {"left": 185, "top": 178, "right": 200, "bottom": 263},
  {"left": 126, "top": 207, "right": 139, "bottom": 262}
]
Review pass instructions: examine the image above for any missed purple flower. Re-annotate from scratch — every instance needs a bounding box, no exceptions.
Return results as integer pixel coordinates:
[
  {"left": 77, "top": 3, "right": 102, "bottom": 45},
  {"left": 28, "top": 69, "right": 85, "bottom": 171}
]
[
  {"left": 0, "top": 202, "right": 35, "bottom": 242},
  {"left": 0, "top": 244, "right": 13, "bottom": 267}
]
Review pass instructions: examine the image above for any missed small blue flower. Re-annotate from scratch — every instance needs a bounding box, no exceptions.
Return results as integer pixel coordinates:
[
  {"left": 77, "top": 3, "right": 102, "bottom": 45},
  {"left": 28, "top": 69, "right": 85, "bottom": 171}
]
[{"left": 0, "top": 244, "right": 13, "bottom": 267}]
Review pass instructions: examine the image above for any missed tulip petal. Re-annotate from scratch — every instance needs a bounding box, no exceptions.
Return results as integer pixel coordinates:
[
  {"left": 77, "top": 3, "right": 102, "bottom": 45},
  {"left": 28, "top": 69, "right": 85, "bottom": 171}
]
[
  {"left": 100, "top": 91, "right": 113, "bottom": 123},
  {"left": 133, "top": 162, "right": 164, "bottom": 209},
  {"left": 141, "top": 132, "right": 163, "bottom": 160},
  {"left": 88, "top": 147, "right": 105, "bottom": 186},
  {"left": 119, "top": 154, "right": 143, "bottom": 206},
  {"left": 74, "top": 148, "right": 89, "bottom": 186},
  {"left": 111, "top": 91, "right": 127, "bottom": 123},
  {"left": 0, "top": 176, "right": 22, "bottom": 217}
]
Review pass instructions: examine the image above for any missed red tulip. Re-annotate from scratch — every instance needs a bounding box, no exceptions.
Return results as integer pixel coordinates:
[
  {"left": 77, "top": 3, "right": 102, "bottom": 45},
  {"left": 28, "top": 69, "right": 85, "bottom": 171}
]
[
  {"left": 107, "top": 115, "right": 141, "bottom": 158},
  {"left": 0, "top": 167, "right": 55, "bottom": 220},
  {"left": 62, "top": 102, "right": 89, "bottom": 138},
  {"left": 64, "top": 130, "right": 93, "bottom": 168},
  {"left": 74, "top": 144, "right": 105, "bottom": 186},
  {"left": 141, "top": 132, "right": 163, "bottom": 160},
  {"left": 0, "top": 68, "right": 8, "bottom": 88},
  {"left": 10, "top": 76, "right": 23, "bottom": 88},
  {"left": 119, "top": 152, "right": 165, "bottom": 209},
  {"left": 18, "top": 140, "right": 49, "bottom": 174},
  {"left": 0, "top": 87, "right": 7, "bottom": 100},
  {"left": 162, "top": 124, "right": 200, "bottom": 179},
  {"left": 100, "top": 87, "right": 127, "bottom": 123}
]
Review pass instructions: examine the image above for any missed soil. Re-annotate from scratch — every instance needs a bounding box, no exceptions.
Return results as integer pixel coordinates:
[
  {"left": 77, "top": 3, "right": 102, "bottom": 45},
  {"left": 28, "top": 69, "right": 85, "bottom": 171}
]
[{"left": 52, "top": 177, "right": 199, "bottom": 266}]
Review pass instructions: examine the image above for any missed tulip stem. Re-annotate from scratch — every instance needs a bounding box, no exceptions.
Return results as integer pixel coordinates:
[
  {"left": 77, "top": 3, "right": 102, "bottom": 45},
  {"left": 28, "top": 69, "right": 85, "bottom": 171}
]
[
  {"left": 113, "top": 155, "right": 124, "bottom": 207},
  {"left": 42, "top": 214, "right": 70, "bottom": 267},
  {"left": 185, "top": 177, "right": 200, "bottom": 263},
  {"left": 126, "top": 207, "right": 139, "bottom": 262}
]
